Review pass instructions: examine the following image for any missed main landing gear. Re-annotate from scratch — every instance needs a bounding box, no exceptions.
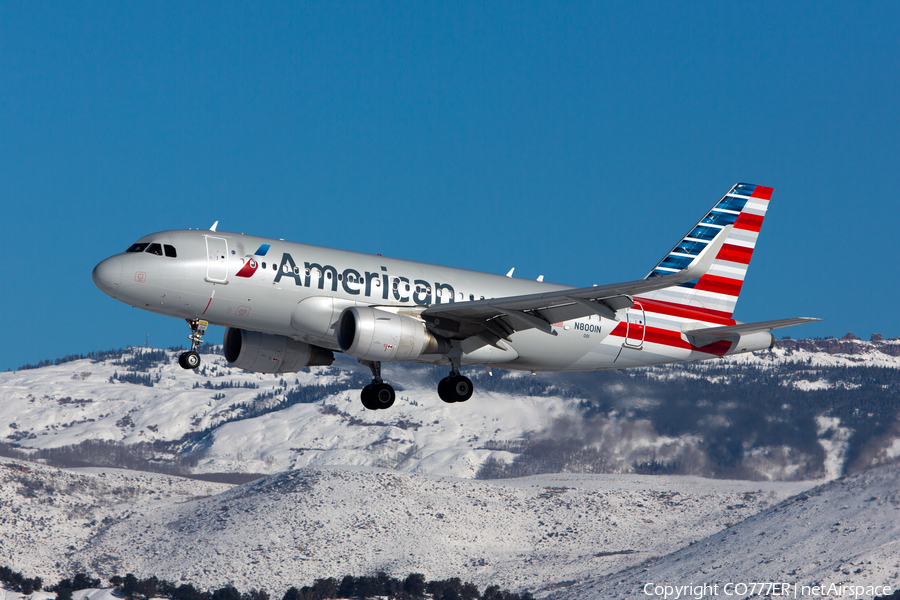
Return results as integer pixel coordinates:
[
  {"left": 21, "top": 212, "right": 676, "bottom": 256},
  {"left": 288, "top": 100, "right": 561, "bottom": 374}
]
[
  {"left": 359, "top": 360, "right": 396, "bottom": 410},
  {"left": 178, "top": 318, "right": 207, "bottom": 370},
  {"left": 437, "top": 371, "right": 473, "bottom": 403},
  {"left": 437, "top": 346, "right": 473, "bottom": 403}
]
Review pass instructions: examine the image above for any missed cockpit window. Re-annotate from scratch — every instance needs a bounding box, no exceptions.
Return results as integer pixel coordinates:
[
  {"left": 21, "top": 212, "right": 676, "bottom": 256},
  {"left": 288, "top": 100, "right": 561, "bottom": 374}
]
[
  {"left": 146, "top": 243, "right": 163, "bottom": 256},
  {"left": 164, "top": 244, "right": 177, "bottom": 257},
  {"left": 126, "top": 243, "right": 149, "bottom": 253}
]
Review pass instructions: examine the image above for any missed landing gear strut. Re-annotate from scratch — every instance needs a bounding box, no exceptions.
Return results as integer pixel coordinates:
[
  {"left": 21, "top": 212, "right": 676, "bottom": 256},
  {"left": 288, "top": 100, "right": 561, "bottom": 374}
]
[
  {"left": 178, "top": 319, "right": 207, "bottom": 370},
  {"left": 437, "top": 343, "right": 473, "bottom": 403},
  {"left": 359, "top": 360, "right": 395, "bottom": 410}
]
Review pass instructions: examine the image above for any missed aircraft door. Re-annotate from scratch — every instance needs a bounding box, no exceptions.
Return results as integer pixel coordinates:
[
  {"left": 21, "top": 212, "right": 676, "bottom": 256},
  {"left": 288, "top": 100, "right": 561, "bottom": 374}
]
[
  {"left": 206, "top": 236, "right": 229, "bottom": 283},
  {"left": 624, "top": 302, "right": 645, "bottom": 348}
]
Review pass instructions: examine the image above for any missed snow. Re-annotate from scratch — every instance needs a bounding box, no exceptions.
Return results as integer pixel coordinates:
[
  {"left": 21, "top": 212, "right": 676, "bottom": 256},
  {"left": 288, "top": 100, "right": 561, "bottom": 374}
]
[
  {"left": 2, "top": 340, "right": 899, "bottom": 597},
  {"left": 4, "top": 342, "right": 895, "bottom": 483},
  {"left": 1, "top": 457, "right": 814, "bottom": 597},
  {"left": 549, "top": 461, "right": 900, "bottom": 599},
  {"left": 817, "top": 416, "right": 852, "bottom": 481}
]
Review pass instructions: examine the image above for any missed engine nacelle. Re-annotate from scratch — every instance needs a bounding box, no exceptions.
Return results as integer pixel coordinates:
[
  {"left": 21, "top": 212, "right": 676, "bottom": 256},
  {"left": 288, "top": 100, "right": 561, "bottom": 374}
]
[
  {"left": 223, "top": 327, "right": 334, "bottom": 374},
  {"left": 337, "top": 307, "right": 449, "bottom": 362}
]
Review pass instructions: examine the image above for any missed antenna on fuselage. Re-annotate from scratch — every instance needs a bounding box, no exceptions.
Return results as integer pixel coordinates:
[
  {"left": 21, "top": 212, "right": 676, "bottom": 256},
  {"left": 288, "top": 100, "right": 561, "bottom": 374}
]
[
  {"left": 505, "top": 267, "right": 515, "bottom": 277},
  {"left": 210, "top": 221, "right": 219, "bottom": 231}
]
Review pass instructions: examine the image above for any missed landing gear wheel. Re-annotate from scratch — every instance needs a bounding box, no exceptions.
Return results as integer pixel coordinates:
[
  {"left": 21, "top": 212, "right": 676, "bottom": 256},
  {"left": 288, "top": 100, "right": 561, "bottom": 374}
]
[
  {"left": 361, "top": 384, "right": 379, "bottom": 410},
  {"left": 361, "top": 382, "right": 395, "bottom": 410},
  {"left": 358, "top": 360, "right": 395, "bottom": 410},
  {"left": 438, "top": 375, "right": 473, "bottom": 403},
  {"left": 179, "top": 318, "right": 207, "bottom": 370},
  {"left": 179, "top": 351, "right": 201, "bottom": 370},
  {"left": 373, "top": 383, "right": 395, "bottom": 409},
  {"left": 438, "top": 377, "right": 455, "bottom": 403},
  {"left": 450, "top": 375, "right": 473, "bottom": 402}
]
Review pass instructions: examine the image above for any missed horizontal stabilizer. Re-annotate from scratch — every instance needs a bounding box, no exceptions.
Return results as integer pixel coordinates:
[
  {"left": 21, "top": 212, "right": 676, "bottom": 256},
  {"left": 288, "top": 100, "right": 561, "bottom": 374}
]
[{"left": 685, "top": 317, "right": 822, "bottom": 346}]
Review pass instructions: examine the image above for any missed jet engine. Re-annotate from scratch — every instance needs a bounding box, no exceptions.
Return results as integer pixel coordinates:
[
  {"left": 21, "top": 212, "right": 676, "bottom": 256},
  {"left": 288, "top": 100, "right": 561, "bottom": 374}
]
[
  {"left": 337, "top": 307, "right": 449, "bottom": 362},
  {"left": 223, "top": 327, "right": 334, "bottom": 374}
]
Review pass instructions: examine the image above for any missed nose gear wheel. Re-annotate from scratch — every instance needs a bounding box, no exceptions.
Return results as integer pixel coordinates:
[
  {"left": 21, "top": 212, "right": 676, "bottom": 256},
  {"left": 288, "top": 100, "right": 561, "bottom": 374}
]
[{"left": 178, "top": 318, "right": 207, "bottom": 370}]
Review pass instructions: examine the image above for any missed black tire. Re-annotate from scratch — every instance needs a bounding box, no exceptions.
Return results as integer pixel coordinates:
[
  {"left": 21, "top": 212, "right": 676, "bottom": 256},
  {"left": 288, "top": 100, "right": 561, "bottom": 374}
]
[
  {"left": 361, "top": 384, "right": 379, "bottom": 410},
  {"left": 180, "top": 351, "right": 200, "bottom": 370},
  {"left": 450, "top": 375, "right": 473, "bottom": 402},
  {"left": 373, "top": 383, "right": 395, "bottom": 409},
  {"left": 437, "top": 377, "right": 454, "bottom": 403}
]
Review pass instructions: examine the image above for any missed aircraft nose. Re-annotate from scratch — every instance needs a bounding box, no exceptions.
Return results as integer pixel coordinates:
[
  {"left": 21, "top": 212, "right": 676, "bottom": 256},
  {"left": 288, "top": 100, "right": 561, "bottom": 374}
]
[{"left": 92, "top": 257, "right": 122, "bottom": 298}]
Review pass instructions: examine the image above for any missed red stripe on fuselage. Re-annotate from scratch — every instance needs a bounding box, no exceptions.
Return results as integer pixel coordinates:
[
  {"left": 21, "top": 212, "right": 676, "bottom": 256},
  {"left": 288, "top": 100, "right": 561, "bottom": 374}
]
[
  {"left": 633, "top": 297, "right": 736, "bottom": 324},
  {"left": 716, "top": 243, "right": 753, "bottom": 265},
  {"left": 609, "top": 322, "right": 733, "bottom": 356},
  {"left": 734, "top": 212, "right": 764, "bottom": 232}
]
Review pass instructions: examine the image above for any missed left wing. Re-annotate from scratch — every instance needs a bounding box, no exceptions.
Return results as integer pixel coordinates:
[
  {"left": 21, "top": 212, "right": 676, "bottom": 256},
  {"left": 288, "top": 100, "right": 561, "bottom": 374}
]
[{"left": 421, "top": 225, "right": 730, "bottom": 348}]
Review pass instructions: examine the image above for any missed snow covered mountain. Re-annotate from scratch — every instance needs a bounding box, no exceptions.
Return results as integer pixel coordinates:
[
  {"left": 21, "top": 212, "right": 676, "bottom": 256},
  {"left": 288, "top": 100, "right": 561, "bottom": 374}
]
[
  {"left": 2, "top": 337, "right": 899, "bottom": 482},
  {"left": 0, "top": 457, "right": 813, "bottom": 596},
  {"left": 548, "top": 460, "right": 900, "bottom": 599},
  {"left": 2, "top": 337, "right": 899, "bottom": 598},
  {"left": 3, "top": 456, "right": 900, "bottom": 598}
]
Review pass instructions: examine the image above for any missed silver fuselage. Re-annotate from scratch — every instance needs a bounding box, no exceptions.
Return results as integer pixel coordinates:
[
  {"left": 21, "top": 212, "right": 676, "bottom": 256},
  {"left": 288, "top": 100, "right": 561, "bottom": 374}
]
[{"left": 93, "top": 229, "right": 765, "bottom": 372}]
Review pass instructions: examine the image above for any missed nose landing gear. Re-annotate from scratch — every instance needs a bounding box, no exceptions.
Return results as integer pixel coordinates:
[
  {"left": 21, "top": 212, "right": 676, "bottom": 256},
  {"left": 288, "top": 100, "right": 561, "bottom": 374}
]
[
  {"left": 359, "top": 359, "right": 395, "bottom": 410},
  {"left": 178, "top": 319, "right": 207, "bottom": 370}
]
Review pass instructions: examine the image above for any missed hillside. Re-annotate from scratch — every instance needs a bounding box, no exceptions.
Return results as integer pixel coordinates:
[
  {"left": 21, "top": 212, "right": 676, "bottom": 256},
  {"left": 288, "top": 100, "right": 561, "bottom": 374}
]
[
  {"left": 548, "top": 460, "right": 900, "bottom": 599},
  {"left": 2, "top": 338, "right": 898, "bottom": 482},
  {"left": 0, "top": 457, "right": 812, "bottom": 596}
]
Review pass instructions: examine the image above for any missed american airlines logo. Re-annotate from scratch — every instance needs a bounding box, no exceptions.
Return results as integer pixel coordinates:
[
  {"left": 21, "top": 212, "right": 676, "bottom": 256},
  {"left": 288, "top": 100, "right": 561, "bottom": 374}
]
[{"left": 240, "top": 251, "right": 458, "bottom": 307}]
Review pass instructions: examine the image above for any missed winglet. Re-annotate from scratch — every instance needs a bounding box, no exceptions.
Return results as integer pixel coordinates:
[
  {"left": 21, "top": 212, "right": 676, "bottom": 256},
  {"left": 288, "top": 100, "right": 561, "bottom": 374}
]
[{"left": 681, "top": 224, "right": 731, "bottom": 280}]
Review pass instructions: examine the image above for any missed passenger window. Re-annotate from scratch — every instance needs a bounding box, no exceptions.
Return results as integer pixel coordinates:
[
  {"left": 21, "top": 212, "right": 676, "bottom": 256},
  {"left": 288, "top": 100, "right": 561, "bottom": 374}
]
[
  {"left": 469, "top": 294, "right": 474, "bottom": 301},
  {"left": 126, "top": 243, "right": 149, "bottom": 253},
  {"left": 146, "top": 243, "right": 163, "bottom": 256},
  {"left": 262, "top": 262, "right": 267, "bottom": 269},
  {"left": 164, "top": 245, "right": 177, "bottom": 258}
]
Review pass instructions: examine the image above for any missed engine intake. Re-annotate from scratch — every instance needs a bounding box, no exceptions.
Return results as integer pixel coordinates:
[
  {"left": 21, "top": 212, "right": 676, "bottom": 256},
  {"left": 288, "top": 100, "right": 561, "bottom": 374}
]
[
  {"left": 223, "top": 328, "right": 334, "bottom": 374},
  {"left": 337, "top": 307, "right": 449, "bottom": 362}
]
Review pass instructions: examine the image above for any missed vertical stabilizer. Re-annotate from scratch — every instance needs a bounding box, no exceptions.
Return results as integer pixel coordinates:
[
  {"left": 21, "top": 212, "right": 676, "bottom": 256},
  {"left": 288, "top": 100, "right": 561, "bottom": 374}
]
[{"left": 640, "top": 183, "right": 773, "bottom": 318}]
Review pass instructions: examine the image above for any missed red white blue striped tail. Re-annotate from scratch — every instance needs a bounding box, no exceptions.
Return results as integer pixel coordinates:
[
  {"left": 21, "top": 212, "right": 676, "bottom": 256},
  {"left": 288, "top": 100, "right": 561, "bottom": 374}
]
[{"left": 639, "top": 183, "right": 773, "bottom": 319}]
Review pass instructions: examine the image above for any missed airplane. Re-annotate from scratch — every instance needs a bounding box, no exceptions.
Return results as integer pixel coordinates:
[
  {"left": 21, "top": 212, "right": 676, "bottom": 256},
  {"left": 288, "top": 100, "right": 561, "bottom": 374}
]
[{"left": 92, "top": 183, "right": 819, "bottom": 410}]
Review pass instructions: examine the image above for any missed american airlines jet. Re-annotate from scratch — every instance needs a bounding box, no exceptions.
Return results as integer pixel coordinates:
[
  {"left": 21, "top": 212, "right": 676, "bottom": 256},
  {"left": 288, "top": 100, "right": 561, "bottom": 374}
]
[{"left": 92, "top": 183, "right": 818, "bottom": 410}]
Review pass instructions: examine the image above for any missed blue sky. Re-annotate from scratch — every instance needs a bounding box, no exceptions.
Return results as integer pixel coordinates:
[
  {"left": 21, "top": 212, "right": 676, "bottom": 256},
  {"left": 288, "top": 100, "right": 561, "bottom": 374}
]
[{"left": 1, "top": 1, "right": 898, "bottom": 370}]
